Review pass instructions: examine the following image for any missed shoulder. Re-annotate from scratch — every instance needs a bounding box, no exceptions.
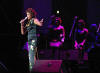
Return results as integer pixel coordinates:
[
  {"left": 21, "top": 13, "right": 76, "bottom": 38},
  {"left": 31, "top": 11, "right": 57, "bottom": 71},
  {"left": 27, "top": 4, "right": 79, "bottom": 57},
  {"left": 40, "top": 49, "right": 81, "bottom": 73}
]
[
  {"left": 34, "top": 18, "right": 38, "bottom": 21},
  {"left": 33, "top": 18, "right": 39, "bottom": 24},
  {"left": 58, "top": 25, "right": 64, "bottom": 29}
]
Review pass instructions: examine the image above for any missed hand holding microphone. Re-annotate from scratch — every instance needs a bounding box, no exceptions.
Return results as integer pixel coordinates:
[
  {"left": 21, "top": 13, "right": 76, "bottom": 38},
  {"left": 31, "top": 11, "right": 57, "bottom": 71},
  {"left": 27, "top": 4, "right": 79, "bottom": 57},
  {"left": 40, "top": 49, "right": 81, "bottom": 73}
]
[
  {"left": 20, "top": 17, "right": 27, "bottom": 23},
  {"left": 40, "top": 18, "right": 44, "bottom": 23}
]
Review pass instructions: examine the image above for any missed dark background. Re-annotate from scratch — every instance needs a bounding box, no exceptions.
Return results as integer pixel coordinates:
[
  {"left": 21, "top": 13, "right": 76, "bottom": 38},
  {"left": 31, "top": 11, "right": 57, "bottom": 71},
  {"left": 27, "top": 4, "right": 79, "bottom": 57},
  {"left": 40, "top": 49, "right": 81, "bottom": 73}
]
[{"left": 0, "top": 0, "right": 100, "bottom": 73}]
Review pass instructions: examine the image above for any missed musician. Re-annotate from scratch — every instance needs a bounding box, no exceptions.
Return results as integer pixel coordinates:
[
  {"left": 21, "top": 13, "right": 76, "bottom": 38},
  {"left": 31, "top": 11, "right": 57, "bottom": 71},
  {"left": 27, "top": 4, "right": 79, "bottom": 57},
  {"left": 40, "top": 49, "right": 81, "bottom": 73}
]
[
  {"left": 87, "top": 23, "right": 100, "bottom": 73},
  {"left": 74, "top": 19, "right": 88, "bottom": 63},
  {"left": 48, "top": 16, "right": 65, "bottom": 59},
  {"left": 20, "top": 8, "right": 43, "bottom": 72}
]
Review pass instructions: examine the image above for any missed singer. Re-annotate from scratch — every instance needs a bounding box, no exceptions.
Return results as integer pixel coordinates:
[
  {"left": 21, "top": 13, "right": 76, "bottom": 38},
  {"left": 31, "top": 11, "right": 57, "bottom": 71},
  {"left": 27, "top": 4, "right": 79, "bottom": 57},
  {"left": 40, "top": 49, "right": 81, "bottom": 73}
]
[{"left": 20, "top": 8, "right": 43, "bottom": 72}]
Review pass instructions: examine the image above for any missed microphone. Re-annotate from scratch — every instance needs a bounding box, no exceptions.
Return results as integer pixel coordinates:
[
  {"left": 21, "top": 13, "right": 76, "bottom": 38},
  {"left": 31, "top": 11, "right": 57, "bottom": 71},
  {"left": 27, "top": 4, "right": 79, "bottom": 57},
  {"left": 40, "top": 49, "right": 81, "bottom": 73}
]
[
  {"left": 74, "top": 16, "right": 78, "bottom": 19},
  {"left": 69, "top": 16, "right": 78, "bottom": 38},
  {"left": 20, "top": 17, "right": 27, "bottom": 23}
]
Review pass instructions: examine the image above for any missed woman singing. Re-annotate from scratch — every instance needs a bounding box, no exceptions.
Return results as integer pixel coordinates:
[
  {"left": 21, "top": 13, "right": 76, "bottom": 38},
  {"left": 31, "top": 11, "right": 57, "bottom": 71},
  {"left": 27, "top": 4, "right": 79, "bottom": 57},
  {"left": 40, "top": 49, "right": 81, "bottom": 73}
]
[{"left": 20, "top": 8, "right": 43, "bottom": 72}]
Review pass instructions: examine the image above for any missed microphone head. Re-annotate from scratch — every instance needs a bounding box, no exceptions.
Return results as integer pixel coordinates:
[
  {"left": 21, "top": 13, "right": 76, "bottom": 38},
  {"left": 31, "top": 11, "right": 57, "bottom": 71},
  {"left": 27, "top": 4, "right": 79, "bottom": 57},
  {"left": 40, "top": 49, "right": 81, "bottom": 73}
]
[
  {"left": 24, "top": 17, "right": 27, "bottom": 20},
  {"left": 20, "top": 17, "right": 27, "bottom": 23},
  {"left": 74, "top": 16, "right": 78, "bottom": 19}
]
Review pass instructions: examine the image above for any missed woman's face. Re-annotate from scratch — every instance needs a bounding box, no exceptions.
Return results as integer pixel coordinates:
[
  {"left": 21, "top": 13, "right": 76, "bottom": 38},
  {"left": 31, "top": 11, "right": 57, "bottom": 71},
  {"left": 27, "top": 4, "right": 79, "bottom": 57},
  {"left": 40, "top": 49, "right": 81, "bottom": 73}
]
[{"left": 26, "top": 12, "right": 32, "bottom": 20}]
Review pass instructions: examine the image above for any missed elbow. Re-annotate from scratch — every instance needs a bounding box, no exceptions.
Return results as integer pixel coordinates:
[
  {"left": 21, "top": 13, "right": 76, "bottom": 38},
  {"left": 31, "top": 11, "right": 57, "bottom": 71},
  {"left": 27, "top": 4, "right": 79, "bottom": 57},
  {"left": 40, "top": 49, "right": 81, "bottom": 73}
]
[
  {"left": 21, "top": 33, "right": 24, "bottom": 35},
  {"left": 39, "top": 23, "right": 43, "bottom": 26},
  {"left": 21, "top": 31, "right": 25, "bottom": 35}
]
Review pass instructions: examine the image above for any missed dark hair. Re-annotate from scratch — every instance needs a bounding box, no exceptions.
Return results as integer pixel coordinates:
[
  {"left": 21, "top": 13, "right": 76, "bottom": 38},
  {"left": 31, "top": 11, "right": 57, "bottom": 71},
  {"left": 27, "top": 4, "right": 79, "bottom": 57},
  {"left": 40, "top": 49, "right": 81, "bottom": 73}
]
[
  {"left": 78, "top": 19, "right": 85, "bottom": 25},
  {"left": 55, "top": 17, "right": 62, "bottom": 24},
  {"left": 26, "top": 8, "right": 37, "bottom": 17},
  {"left": 76, "top": 19, "right": 86, "bottom": 28}
]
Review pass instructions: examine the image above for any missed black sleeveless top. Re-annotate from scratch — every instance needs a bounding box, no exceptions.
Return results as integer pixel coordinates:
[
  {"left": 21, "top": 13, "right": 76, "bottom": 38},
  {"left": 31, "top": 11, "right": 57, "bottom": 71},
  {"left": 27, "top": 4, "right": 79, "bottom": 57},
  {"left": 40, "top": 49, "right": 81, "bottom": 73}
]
[
  {"left": 26, "top": 18, "right": 37, "bottom": 41},
  {"left": 75, "top": 28, "right": 87, "bottom": 43},
  {"left": 48, "top": 25, "right": 63, "bottom": 41}
]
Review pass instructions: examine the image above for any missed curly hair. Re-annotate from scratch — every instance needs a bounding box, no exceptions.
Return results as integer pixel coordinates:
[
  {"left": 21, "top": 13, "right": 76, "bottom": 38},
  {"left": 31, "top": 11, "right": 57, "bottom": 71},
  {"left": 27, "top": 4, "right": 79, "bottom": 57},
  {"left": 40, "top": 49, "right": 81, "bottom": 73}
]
[{"left": 26, "top": 8, "right": 37, "bottom": 17}]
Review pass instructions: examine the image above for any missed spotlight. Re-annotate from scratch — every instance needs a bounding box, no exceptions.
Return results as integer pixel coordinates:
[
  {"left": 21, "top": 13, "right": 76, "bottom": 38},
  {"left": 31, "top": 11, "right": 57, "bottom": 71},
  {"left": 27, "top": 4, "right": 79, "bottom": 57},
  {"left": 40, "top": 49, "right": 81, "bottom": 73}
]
[{"left": 57, "top": 10, "right": 59, "bottom": 14}]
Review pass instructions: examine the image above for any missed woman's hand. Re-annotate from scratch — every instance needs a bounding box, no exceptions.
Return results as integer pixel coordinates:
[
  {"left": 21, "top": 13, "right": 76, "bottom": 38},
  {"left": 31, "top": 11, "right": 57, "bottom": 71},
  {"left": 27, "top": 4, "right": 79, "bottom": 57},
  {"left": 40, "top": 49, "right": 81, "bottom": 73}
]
[
  {"left": 40, "top": 19, "right": 44, "bottom": 23},
  {"left": 20, "top": 19, "right": 25, "bottom": 26}
]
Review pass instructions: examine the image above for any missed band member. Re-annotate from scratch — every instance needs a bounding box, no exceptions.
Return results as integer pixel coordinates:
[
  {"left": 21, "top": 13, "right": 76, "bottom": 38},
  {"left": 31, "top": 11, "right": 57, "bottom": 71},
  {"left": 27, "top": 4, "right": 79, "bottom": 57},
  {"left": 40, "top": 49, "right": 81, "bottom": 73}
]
[
  {"left": 48, "top": 16, "right": 65, "bottom": 59},
  {"left": 20, "top": 8, "right": 43, "bottom": 72},
  {"left": 74, "top": 19, "right": 88, "bottom": 63},
  {"left": 88, "top": 24, "right": 97, "bottom": 52}
]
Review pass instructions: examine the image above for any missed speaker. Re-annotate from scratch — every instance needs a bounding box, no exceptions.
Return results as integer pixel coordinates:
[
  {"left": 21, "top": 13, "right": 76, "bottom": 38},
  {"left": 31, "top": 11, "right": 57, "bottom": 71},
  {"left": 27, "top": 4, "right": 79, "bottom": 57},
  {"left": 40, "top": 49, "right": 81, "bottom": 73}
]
[
  {"left": 32, "top": 60, "right": 63, "bottom": 73},
  {"left": 65, "top": 50, "right": 88, "bottom": 61}
]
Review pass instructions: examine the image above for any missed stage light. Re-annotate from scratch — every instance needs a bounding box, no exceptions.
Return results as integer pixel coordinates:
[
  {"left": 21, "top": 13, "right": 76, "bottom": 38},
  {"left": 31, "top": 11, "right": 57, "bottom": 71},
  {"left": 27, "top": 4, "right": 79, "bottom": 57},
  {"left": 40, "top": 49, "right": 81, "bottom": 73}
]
[{"left": 57, "top": 10, "right": 59, "bottom": 14}]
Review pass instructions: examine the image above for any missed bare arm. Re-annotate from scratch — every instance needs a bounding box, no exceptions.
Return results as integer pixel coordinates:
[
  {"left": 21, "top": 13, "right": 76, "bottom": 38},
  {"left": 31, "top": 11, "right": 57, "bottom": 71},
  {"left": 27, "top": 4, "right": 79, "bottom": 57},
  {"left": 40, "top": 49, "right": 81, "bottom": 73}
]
[
  {"left": 79, "top": 39, "right": 86, "bottom": 46},
  {"left": 61, "top": 26, "right": 65, "bottom": 43},
  {"left": 74, "top": 40, "right": 79, "bottom": 49},
  {"left": 20, "top": 19, "right": 27, "bottom": 35},
  {"left": 21, "top": 23, "right": 25, "bottom": 35},
  {"left": 34, "top": 18, "right": 43, "bottom": 26}
]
